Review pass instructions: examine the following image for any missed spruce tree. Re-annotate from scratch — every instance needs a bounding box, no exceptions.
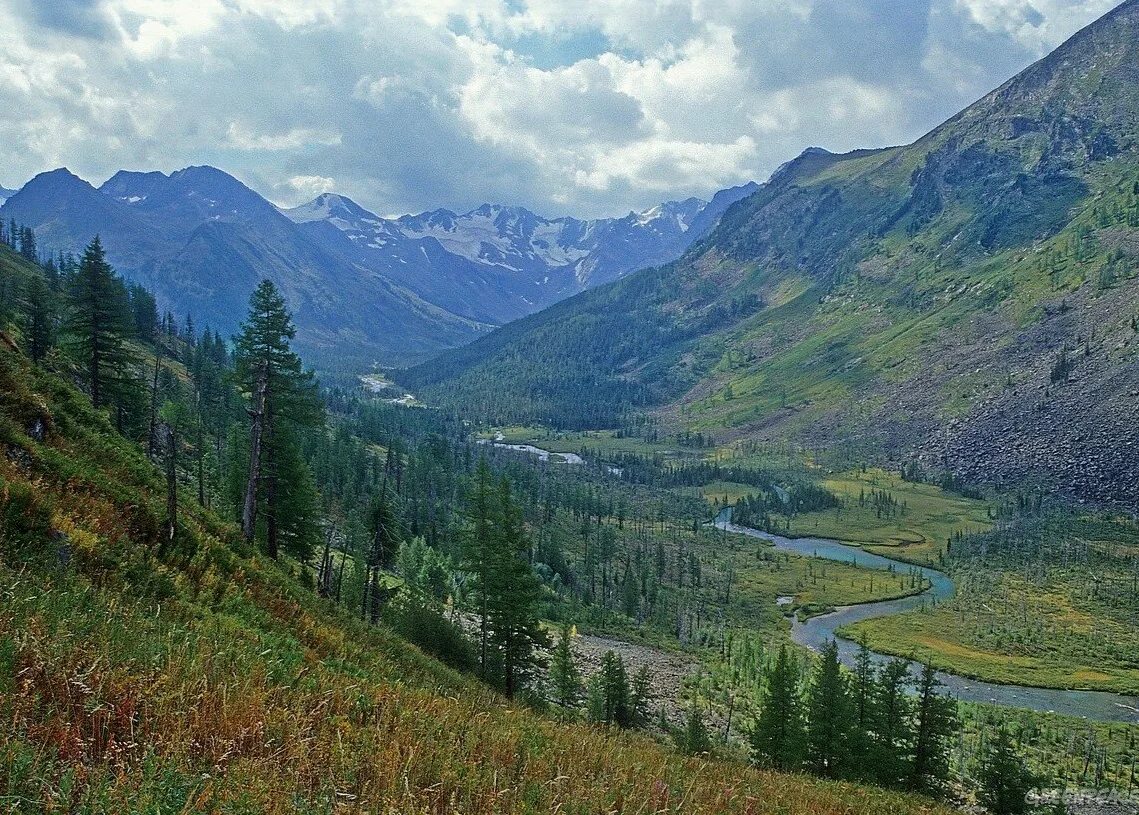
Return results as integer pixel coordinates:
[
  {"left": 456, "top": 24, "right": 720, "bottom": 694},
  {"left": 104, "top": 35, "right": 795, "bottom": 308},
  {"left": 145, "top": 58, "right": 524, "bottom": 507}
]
[
  {"left": 63, "top": 236, "right": 137, "bottom": 415},
  {"left": 805, "top": 639, "right": 853, "bottom": 778},
  {"left": 750, "top": 644, "right": 804, "bottom": 770},
  {"left": 978, "top": 727, "right": 1036, "bottom": 815},
  {"left": 910, "top": 662, "right": 957, "bottom": 795},
  {"left": 549, "top": 622, "right": 583, "bottom": 710}
]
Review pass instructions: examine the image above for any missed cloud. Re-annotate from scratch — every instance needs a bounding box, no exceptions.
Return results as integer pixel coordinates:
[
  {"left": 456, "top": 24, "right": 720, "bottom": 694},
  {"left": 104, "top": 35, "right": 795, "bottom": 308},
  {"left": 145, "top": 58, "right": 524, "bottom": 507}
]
[
  {"left": 275, "top": 174, "right": 337, "bottom": 203},
  {"left": 0, "top": 0, "right": 1119, "bottom": 216},
  {"left": 225, "top": 123, "right": 343, "bottom": 152}
]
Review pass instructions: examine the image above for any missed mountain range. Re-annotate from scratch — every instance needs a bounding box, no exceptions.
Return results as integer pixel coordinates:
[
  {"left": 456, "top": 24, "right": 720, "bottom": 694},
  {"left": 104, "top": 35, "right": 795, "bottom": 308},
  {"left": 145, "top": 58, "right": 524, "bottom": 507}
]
[
  {"left": 0, "top": 166, "right": 755, "bottom": 367},
  {"left": 401, "top": 0, "right": 1139, "bottom": 506}
]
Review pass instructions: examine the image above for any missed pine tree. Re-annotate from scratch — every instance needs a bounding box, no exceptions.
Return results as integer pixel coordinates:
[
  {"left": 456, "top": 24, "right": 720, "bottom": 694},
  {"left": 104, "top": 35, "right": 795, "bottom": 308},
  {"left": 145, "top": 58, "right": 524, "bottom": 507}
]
[
  {"left": 805, "top": 639, "right": 853, "bottom": 778},
  {"left": 910, "top": 662, "right": 957, "bottom": 796},
  {"left": 549, "top": 622, "right": 583, "bottom": 710},
  {"left": 63, "top": 236, "right": 138, "bottom": 415},
  {"left": 750, "top": 644, "right": 804, "bottom": 770},
  {"left": 978, "top": 727, "right": 1036, "bottom": 815}
]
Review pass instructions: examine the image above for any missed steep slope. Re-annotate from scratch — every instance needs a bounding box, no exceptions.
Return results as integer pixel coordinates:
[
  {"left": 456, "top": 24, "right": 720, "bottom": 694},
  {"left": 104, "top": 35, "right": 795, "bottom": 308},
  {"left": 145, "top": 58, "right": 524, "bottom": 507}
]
[
  {"left": 402, "top": 0, "right": 1139, "bottom": 504},
  {"left": 0, "top": 272, "right": 948, "bottom": 814}
]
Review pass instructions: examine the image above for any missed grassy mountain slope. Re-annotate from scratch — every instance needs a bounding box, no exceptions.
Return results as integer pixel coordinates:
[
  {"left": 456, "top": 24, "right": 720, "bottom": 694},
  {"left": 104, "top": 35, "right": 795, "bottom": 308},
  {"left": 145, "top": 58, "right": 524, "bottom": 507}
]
[
  {"left": 0, "top": 251, "right": 947, "bottom": 812},
  {"left": 402, "top": 0, "right": 1139, "bottom": 504}
]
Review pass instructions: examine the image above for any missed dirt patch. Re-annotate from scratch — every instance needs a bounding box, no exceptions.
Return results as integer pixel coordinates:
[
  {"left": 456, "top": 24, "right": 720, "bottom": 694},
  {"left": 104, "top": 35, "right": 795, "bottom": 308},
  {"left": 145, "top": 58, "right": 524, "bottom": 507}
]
[{"left": 572, "top": 633, "right": 704, "bottom": 727}]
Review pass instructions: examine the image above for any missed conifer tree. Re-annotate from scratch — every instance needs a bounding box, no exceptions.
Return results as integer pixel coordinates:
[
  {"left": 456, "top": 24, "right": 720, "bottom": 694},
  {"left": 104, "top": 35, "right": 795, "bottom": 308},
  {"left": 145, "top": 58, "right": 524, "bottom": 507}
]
[
  {"left": 910, "top": 662, "right": 957, "bottom": 795},
  {"left": 871, "top": 658, "right": 915, "bottom": 788},
  {"left": 805, "top": 639, "right": 853, "bottom": 778},
  {"left": 978, "top": 727, "right": 1036, "bottom": 815},
  {"left": 485, "top": 476, "right": 547, "bottom": 697},
  {"left": 22, "top": 271, "right": 56, "bottom": 364},
  {"left": 462, "top": 457, "right": 496, "bottom": 678},
  {"left": 233, "top": 279, "right": 319, "bottom": 552},
  {"left": 549, "top": 622, "right": 583, "bottom": 710},
  {"left": 588, "top": 650, "right": 632, "bottom": 726},
  {"left": 64, "top": 236, "right": 137, "bottom": 415},
  {"left": 675, "top": 707, "right": 713, "bottom": 755},
  {"left": 751, "top": 644, "right": 804, "bottom": 770}
]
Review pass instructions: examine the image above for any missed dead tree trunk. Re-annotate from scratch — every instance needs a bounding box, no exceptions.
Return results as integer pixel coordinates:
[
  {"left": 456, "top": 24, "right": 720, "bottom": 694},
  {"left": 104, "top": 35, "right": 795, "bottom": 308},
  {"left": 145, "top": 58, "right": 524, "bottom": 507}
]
[
  {"left": 318, "top": 526, "right": 335, "bottom": 598},
  {"left": 147, "top": 353, "right": 161, "bottom": 459},
  {"left": 241, "top": 367, "right": 268, "bottom": 544},
  {"left": 163, "top": 422, "right": 177, "bottom": 545}
]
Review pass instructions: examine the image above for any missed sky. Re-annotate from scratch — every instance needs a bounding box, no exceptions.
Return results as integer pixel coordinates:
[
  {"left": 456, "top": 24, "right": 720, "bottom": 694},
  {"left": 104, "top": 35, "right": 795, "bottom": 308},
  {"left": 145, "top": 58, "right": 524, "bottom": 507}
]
[{"left": 0, "top": 0, "right": 1120, "bottom": 219}]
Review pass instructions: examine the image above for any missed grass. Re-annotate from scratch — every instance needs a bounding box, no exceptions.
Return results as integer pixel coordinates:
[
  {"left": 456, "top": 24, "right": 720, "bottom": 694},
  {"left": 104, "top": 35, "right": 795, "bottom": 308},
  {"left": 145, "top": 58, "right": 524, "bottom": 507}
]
[
  {"left": 0, "top": 344, "right": 955, "bottom": 814},
  {"left": 841, "top": 568, "right": 1139, "bottom": 695},
  {"left": 780, "top": 468, "right": 992, "bottom": 565}
]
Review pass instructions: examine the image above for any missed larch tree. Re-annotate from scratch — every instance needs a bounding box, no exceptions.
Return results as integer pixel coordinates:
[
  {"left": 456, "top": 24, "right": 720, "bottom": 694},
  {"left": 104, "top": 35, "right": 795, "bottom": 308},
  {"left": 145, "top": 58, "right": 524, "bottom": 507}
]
[
  {"left": 549, "top": 622, "right": 583, "bottom": 710},
  {"left": 485, "top": 475, "right": 547, "bottom": 697}
]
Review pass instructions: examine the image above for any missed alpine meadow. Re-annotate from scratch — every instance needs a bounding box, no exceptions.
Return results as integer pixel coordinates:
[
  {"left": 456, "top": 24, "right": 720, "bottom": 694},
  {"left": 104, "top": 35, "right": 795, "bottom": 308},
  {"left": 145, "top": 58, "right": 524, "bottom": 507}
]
[{"left": 2, "top": 2, "right": 1139, "bottom": 815}]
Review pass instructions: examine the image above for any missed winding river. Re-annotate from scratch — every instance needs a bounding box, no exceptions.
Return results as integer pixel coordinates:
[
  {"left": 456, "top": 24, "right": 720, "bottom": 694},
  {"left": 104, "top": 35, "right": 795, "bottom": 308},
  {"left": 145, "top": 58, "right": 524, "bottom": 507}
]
[
  {"left": 478, "top": 440, "right": 1139, "bottom": 723},
  {"left": 715, "top": 513, "right": 1139, "bottom": 724}
]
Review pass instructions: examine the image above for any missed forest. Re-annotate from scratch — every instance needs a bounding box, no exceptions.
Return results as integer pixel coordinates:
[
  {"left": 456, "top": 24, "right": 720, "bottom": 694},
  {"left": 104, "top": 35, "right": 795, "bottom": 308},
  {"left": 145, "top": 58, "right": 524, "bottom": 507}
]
[{"left": 0, "top": 223, "right": 1133, "bottom": 813}]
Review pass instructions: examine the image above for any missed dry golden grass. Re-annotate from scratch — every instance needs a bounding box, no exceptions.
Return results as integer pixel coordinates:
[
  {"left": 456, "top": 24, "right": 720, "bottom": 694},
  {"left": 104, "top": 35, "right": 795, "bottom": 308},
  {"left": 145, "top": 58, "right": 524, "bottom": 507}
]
[{"left": 0, "top": 347, "right": 954, "bottom": 814}]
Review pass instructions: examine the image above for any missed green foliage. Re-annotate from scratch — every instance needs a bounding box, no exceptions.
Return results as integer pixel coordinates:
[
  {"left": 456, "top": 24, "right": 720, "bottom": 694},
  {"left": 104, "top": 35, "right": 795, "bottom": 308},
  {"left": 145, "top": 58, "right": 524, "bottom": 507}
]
[
  {"left": 587, "top": 650, "right": 634, "bottom": 727},
  {"left": 805, "top": 640, "right": 853, "bottom": 778},
  {"left": 549, "top": 623, "right": 583, "bottom": 710},
  {"left": 750, "top": 644, "right": 805, "bottom": 771},
  {"left": 63, "top": 236, "right": 141, "bottom": 421},
  {"left": 674, "top": 707, "right": 713, "bottom": 756},
  {"left": 977, "top": 728, "right": 1037, "bottom": 815}
]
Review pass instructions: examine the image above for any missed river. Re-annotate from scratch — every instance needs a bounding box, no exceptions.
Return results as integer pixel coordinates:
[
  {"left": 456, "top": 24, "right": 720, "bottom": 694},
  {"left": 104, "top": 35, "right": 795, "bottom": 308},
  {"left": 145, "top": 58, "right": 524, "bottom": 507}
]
[
  {"left": 715, "top": 513, "right": 1139, "bottom": 724},
  {"left": 476, "top": 438, "right": 585, "bottom": 464}
]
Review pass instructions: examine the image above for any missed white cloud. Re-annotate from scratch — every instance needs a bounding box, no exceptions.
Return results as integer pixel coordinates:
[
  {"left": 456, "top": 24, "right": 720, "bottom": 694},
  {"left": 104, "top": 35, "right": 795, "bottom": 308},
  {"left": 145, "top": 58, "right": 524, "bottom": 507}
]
[
  {"left": 950, "top": 0, "right": 1117, "bottom": 53},
  {"left": 225, "top": 123, "right": 343, "bottom": 152},
  {"left": 0, "top": 0, "right": 1119, "bottom": 215},
  {"left": 275, "top": 174, "right": 337, "bottom": 204}
]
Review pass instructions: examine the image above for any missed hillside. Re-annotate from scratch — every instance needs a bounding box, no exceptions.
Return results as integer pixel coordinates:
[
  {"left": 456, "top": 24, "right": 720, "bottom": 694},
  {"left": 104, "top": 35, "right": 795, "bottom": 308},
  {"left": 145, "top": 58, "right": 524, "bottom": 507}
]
[
  {"left": 402, "top": 0, "right": 1139, "bottom": 505},
  {"left": 0, "top": 245, "right": 948, "bottom": 814},
  {"left": 1, "top": 167, "right": 755, "bottom": 370}
]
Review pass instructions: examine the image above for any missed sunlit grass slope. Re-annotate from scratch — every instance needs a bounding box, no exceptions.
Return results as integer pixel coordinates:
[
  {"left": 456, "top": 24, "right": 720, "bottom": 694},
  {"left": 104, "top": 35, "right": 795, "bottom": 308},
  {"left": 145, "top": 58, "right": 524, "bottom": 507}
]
[{"left": 0, "top": 345, "right": 953, "bottom": 814}]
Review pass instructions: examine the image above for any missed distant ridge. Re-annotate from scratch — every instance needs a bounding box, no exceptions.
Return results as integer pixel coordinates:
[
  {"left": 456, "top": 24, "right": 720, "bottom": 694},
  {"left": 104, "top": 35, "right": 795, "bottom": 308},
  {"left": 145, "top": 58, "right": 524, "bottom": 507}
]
[{"left": 1, "top": 165, "right": 758, "bottom": 367}]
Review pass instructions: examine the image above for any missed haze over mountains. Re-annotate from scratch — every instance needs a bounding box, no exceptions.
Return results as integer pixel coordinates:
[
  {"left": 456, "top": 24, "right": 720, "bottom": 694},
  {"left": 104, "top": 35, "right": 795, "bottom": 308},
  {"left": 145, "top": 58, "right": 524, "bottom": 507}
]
[
  {"left": 0, "top": 165, "right": 755, "bottom": 366},
  {"left": 403, "top": 0, "right": 1139, "bottom": 506}
]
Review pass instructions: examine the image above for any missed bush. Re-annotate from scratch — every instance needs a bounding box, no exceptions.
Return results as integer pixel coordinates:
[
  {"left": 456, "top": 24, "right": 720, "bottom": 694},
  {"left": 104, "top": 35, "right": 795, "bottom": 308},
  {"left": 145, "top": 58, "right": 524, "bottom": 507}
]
[{"left": 387, "top": 602, "right": 477, "bottom": 674}]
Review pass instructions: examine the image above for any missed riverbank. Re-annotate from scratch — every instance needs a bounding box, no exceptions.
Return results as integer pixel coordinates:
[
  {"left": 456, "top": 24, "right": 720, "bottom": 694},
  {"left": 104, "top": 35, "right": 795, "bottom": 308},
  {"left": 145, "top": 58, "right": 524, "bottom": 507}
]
[{"left": 717, "top": 518, "right": 1139, "bottom": 724}]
